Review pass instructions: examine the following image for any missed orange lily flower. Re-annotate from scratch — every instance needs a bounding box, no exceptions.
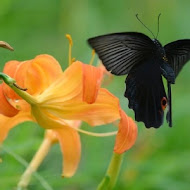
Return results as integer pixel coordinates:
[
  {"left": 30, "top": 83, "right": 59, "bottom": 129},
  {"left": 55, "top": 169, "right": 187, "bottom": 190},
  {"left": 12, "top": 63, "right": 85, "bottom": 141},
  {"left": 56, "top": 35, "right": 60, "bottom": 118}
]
[{"left": 0, "top": 39, "right": 137, "bottom": 178}]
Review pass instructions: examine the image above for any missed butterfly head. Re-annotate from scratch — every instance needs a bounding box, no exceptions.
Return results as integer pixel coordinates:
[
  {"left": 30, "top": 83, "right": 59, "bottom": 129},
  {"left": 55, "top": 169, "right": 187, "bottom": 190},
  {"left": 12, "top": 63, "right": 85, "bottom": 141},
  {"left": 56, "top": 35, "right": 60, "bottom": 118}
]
[{"left": 152, "top": 39, "right": 167, "bottom": 58}]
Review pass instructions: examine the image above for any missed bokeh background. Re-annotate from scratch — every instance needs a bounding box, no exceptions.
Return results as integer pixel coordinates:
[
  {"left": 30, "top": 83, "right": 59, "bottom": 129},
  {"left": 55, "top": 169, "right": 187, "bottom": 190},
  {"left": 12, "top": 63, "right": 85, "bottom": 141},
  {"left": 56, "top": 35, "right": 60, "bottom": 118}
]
[{"left": 1, "top": 0, "right": 190, "bottom": 189}]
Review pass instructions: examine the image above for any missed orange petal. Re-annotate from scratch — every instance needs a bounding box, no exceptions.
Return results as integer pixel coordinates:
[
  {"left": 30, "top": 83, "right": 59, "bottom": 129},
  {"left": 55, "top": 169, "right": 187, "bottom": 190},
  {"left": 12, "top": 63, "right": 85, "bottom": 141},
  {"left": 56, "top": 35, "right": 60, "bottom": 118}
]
[
  {"left": 0, "top": 85, "right": 19, "bottom": 117},
  {"left": 36, "top": 61, "right": 83, "bottom": 104},
  {"left": 3, "top": 60, "right": 24, "bottom": 99},
  {"left": 82, "top": 63, "right": 103, "bottom": 104},
  {"left": 2, "top": 60, "right": 32, "bottom": 110},
  {"left": 98, "top": 63, "right": 113, "bottom": 86},
  {"left": 3, "top": 54, "right": 62, "bottom": 99},
  {"left": 3, "top": 60, "right": 21, "bottom": 77},
  {"left": 53, "top": 126, "right": 81, "bottom": 177},
  {"left": 40, "top": 88, "right": 121, "bottom": 127},
  {"left": 0, "top": 111, "right": 33, "bottom": 143},
  {"left": 25, "top": 55, "right": 62, "bottom": 95},
  {"left": 71, "top": 88, "right": 121, "bottom": 126},
  {"left": 33, "top": 61, "right": 120, "bottom": 126},
  {"left": 30, "top": 54, "right": 62, "bottom": 85},
  {"left": 14, "top": 61, "right": 31, "bottom": 90},
  {"left": 114, "top": 109, "right": 138, "bottom": 154}
]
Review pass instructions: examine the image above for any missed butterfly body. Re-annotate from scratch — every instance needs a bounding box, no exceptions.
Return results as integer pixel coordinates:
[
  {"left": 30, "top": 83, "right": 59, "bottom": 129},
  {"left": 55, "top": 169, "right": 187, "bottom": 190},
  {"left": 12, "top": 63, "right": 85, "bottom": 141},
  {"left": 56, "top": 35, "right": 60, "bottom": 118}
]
[
  {"left": 152, "top": 39, "right": 176, "bottom": 83},
  {"left": 153, "top": 39, "right": 166, "bottom": 57},
  {"left": 88, "top": 32, "right": 190, "bottom": 128}
]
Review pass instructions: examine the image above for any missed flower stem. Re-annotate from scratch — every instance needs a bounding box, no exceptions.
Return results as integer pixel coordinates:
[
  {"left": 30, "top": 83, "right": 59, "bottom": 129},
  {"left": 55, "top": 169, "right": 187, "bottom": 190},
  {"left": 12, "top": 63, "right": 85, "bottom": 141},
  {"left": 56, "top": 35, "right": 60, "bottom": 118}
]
[
  {"left": 2, "top": 145, "right": 53, "bottom": 190},
  {"left": 97, "top": 152, "right": 124, "bottom": 190},
  {"left": 17, "top": 138, "right": 52, "bottom": 189}
]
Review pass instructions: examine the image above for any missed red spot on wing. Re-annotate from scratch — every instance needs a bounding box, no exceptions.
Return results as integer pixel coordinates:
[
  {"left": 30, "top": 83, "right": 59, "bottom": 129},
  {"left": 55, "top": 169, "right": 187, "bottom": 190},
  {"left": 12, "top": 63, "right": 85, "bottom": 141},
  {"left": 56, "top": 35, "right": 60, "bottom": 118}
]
[{"left": 161, "top": 97, "right": 167, "bottom": 111}]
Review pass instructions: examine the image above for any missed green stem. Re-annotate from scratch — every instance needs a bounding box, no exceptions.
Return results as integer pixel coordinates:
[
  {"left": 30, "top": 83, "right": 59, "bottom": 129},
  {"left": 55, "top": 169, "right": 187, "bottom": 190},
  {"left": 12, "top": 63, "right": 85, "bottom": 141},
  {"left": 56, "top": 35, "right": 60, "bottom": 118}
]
[
  {"left": 17, "top": 137, "right": 53, "bottom": 189},
  {"left": 0, "top": 72, "right": 37, "bottom": 105},
  {"left": 97, "top": 152, "right": 124, "bottom": 190}
]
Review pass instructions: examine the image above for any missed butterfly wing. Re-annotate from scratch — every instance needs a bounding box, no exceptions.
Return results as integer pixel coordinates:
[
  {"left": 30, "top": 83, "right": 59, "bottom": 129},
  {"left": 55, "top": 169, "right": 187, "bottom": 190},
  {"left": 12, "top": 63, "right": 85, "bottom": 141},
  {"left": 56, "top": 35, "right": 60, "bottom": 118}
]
[
  {"left": 88, "top": 32, "right": 156, "bottom": 75},
  {"left": 165, "top": 40, "right": 190, "bottom": 127},
  {"left": 164, "top": 40, "right": 190, "bottom": 77},
  {"left": 125, "top": 56, "right": 167, "bottom": 128},
  {"left": 166, "top": 82, "right": 172, "bottom": 127}
]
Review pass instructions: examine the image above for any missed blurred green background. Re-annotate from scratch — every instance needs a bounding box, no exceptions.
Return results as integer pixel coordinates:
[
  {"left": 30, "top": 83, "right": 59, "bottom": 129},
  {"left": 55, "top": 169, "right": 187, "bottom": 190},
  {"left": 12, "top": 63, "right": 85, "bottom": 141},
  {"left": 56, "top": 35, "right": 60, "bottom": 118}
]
[{"left": 1, "top": 0, "right": 190, "bottom": 189}]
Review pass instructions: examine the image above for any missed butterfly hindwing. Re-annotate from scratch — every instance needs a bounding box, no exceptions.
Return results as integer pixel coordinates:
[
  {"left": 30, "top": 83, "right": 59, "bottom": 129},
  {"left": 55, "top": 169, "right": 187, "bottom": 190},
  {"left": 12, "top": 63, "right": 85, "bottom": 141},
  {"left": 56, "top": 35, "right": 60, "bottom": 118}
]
[
  {"left": 164, "top": 40, "right": 190, "bottom": 127},
  {"left": 164, "top": 40, "right": 190, "bottom": 77},
  {"left": 125, "top": 57, "right": 167, "bottom": 128},
  {"left": 88, "top": 32, "right": 156, "bottom": 75},
  {"left": 166, "top": 82, "right": 172, "bottom": 127}
]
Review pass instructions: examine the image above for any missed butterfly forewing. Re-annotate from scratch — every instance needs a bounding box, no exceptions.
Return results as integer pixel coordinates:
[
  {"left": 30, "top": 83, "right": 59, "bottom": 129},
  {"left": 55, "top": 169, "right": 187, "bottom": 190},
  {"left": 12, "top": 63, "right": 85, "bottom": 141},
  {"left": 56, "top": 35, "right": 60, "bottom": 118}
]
[
  {"left": 165, "top": 40, "right": 190, "bottom": 77},
  {"left": 88, "top": 32, "right": 157, "bottom": 75}
]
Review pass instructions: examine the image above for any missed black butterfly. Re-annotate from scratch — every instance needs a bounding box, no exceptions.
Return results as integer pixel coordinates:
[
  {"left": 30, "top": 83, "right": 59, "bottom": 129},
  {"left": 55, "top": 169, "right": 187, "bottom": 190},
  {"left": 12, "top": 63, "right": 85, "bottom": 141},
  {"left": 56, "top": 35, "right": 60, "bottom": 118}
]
[{"left": 88, "top": 16, "right": 190, "bottom": 128}]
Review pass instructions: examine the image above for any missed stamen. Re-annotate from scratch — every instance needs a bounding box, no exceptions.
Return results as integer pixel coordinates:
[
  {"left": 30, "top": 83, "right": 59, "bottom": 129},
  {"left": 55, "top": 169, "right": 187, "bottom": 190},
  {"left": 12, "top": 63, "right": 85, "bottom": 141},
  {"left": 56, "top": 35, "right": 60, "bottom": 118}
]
[
  {"left": 71, "top": 58, "right": 76, "bottom": 63},
  {"left": 68, "top": 124, "right": 117, "bottom": 137},
  {"left": 65, "top": 34, "right": 73, "bottom": 66},
  {"left": 55, "top": 116, "right": 118, "bottom": 137},
  {"left": 89, "top": 49, "right": 95, "bottom": 65}
]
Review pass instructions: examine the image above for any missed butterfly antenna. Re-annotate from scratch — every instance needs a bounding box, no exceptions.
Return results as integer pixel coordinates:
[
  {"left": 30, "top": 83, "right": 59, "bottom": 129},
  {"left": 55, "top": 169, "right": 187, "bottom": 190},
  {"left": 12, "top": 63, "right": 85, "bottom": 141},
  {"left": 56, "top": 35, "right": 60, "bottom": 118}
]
[
  {"left": 136, "top": 14, "right": 156, "bottom": 38},
  {"left": 156, "top": 13, "right": 161, "bottom": 39}
]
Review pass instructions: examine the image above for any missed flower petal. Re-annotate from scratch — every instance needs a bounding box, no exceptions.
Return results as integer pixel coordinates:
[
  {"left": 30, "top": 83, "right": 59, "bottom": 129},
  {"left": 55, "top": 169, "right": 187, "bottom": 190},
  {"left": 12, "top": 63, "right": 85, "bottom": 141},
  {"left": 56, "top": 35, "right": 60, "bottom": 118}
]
[
  {"left": 38, "top": 88, "right": 121, "bottom": 127},
  {"left": 82, "top": 63, "right": 103, "bottom": 104},
  {"left": 52, "top": 124, "right": 81, "bottom": 177},
  {"left": 29, "top": 106, "right": 81, "bottom": 177},
  {"left": 0, "top": 85, "right": 19, "bottom": 117},
  {"left": 36, "top": 61, "right": 120, "bottom": 126},
  {"left": 25, "top": 55, "right": 62, "bottom": 95},
  {"left": 2, "top": 60, "right": 32, "bottom": 111},
  {"left": 37, "top": 61, "right": 83, "bottom": 103},
  {"left": 68, "top": 88, "right": 121, "bottom": 126},
  {"left": 114, "top": 109, "right": 138, "bottom": 154},
  {"left": 0, "top": 111, "right": 33, "bottom": 143},
  {"left": 3, "top": 60, "right": 24, "bottom": 99},
  {"left": 98, "top": 62, "right": 113, "bottom": 86},
  {"left": 3, "top": 60, "right": 21, "bottom": 78},
  {"left": 3, "top": 54, "right": 62, "bottom": 99}
]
